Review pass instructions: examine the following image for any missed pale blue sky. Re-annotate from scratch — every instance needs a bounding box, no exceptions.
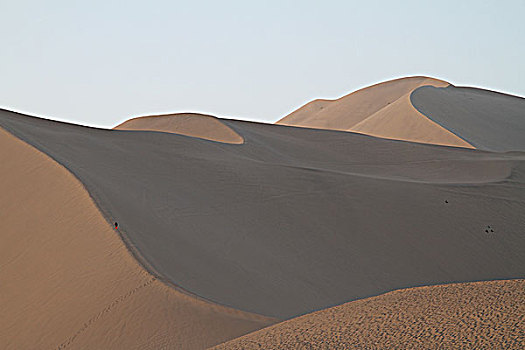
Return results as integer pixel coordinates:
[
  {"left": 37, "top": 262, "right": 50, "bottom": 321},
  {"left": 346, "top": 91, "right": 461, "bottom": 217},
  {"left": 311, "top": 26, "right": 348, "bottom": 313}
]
[{"left": 1, "top": 1, "right": 524, "bottom": 127}]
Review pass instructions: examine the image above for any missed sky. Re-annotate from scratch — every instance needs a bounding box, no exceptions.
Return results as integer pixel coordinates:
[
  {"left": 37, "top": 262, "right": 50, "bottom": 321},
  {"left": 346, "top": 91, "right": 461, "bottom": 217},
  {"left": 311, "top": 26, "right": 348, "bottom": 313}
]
[{"left": 1, "top": 0, "right": 524, "bottom": 128}]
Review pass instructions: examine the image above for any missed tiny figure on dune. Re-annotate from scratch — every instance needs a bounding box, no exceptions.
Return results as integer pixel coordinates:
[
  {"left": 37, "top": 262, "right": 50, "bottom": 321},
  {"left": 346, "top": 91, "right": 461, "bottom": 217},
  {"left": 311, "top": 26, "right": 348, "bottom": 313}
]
[{"left": 114, "top": 222, "right": 118, "bottom": 229}]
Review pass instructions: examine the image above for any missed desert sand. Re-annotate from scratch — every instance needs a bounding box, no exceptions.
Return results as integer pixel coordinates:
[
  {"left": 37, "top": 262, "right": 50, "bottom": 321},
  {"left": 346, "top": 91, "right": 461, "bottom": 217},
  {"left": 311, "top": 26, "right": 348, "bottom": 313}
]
[
  {"left": 1, "top": 75, "right": 524, "bottom": 349},
  {"left": 278, "top": 76, "right": 525, "bottom": 150},
  {"left": 0, "top": 126, "right": 273, "bottom": 349},
  {"left": 277, "top": 76, "right": 474, "bottom": 147},
  {"left": 114, "top": 113, "right": 244, "bottom": 144},
  {"left": 1, "top": 108, "right": 524, "bottom": 321},
  {"left": 278, "top": 76, "right": 448, "bottom": 129},
  {"left": 214, "top": 280, "right": 524, "bottom": 349}
]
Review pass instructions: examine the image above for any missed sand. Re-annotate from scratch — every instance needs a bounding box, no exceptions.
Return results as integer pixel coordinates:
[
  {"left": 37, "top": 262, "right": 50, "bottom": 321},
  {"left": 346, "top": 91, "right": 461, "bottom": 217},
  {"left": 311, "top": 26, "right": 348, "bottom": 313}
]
[
  {"left": 1, "top": 109, "right": 524, "bottom": 320},
  {"left": 213, "top": 280, "right": 525, "bottom": 349},
  {"left": 114, "top": 113, "right": 244, "bottom": 144},
  {"left": 0, "top": 126, "right": 273, "bottom": 350},
  {"left": 350, "top": 88, "right": 473, "bottom": 147},
  {"left": 278, "top": 76, "right": 448, "bottom": 129},
  {"left": 278, "top": 77, "right": 525, "bottom": 150},
  {"left": 411, "top": 86, "right": 525, "bottom": 151},
  {"left": 277, "top": 76, "right": 473, "bottom": 148},
  {"left": 2, "top": 77, "right": 524, "bottom": 348}
]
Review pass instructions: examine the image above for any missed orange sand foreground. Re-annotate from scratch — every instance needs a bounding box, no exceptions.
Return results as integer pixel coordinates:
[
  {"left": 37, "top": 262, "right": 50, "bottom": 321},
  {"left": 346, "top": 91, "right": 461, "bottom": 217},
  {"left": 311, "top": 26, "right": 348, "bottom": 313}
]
[{"left": 214, "top": 280, "right": 524, "bottom": 349}]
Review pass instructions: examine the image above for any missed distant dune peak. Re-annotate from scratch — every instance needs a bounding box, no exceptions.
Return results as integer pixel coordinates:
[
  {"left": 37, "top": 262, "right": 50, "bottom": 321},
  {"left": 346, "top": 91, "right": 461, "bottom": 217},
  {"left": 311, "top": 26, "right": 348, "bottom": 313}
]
[
  {"left": 277, "top": 76, "right": 449, "bottom": 128},
  {"left": 114, "top": 113, "right": 244, "bottom": 144},
  {"left": 277, "top": 76, "right": 478, "bottom": 149}
]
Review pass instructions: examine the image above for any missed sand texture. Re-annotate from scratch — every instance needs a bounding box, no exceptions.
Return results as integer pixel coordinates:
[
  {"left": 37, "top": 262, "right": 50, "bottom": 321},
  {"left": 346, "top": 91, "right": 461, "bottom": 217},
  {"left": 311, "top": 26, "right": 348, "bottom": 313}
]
[
  {"left": 0, "top": 126, "right": 273, "bottom": 350},
  {"left": 1, "top": 109, "right": 524, "bottom": 320},
  {"left": 213, "top": 280, "right": 525, "bottom": 350},
  {"left": 114, "top": 113, "right": 244, "bottom": 144}
]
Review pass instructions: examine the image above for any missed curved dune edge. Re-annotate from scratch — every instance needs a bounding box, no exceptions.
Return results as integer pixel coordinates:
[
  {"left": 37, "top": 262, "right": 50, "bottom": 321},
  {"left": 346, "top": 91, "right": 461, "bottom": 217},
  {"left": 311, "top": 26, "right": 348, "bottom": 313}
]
[
  {"left": 351, "top": 90, "right": 474, "bottom": 148},
  {"left": 277, "top": 76, "right": 449, "bottom": 128},
  {"left": 213, "top": 280, "right": 524, "bottom": 350},
  {"left": 277, "top": 76, "right": 473, "bottom": 148},
  {"left": 114, "top": 113, "right": 244, "bottom": 144},
  {"left": 0, "top": 127, "right": 274, "bottom": 350}
]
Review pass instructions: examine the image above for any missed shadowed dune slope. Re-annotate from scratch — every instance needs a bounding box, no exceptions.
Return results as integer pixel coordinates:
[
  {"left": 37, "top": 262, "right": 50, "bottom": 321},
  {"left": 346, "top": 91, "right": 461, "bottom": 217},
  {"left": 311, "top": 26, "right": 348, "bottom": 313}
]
[
  {"left": 277, "top": 76, "right": 472, "bottom": 148},
  {"left": 114, "top": 113, "right": 244, "bottom": 144},
  {"left": 0, "top": 109, "right": 524, "bottom": 320},
  {"left": 411, "top": 86, "right": 525, "bottom": 151},
  {"left": 0, "top": 126, "right": 274, "bottom": 350},
  {"left": 213, "top": 280, "right": 525, "bottom": 350}
]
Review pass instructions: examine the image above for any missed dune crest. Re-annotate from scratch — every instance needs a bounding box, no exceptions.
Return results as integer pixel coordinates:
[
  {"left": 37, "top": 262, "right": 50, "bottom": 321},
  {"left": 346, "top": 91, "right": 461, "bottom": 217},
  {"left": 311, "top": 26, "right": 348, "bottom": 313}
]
[
  {"left": 114, "top": 113, "right": 244, "bottom": 144},
  {"left": 0, "top": 126, "right": 273, "bottom": 349},
  {"left": 277, "top": 76, "right": 472, "bottom": 148},
  {"left": 351, "top": 89, "right": 473, "bottom": 147},
  {"left": 213, "top": 280, "right": 525, "bottom": 349}
]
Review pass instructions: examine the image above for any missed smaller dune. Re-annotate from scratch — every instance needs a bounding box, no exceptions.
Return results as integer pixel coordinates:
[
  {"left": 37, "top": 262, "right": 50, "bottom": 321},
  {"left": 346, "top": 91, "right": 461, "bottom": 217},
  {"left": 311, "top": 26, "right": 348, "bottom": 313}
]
[
  {"left": 114, "top": 113, "right": 244, "bottom": 144},
  {"left": 213, "top": 280, "right": 524, "bottom": 349}
]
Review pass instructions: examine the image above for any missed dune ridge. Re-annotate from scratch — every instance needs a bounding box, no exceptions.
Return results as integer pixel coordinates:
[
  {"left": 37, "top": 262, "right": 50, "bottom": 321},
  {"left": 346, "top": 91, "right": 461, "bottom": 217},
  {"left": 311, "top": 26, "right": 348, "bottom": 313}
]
[
  {"left": 213, "top": 279, "right": 525, "bottom": 350},
  {"left": 0, "top": 125, "right": 273, "bottom": 350},
  {"left": 114, "top": 113, "right": 244, "bottom": 144},
  {"left": 277, "top": 76, "right": 473, "bottom": 148}
]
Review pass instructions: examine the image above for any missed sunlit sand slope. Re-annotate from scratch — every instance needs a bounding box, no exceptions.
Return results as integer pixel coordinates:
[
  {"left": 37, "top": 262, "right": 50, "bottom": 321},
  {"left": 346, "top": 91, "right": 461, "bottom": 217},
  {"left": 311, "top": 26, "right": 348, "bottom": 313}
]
[
  {"left": 411, "top": 86, "right": 525, "bottom": 151},
  {"left": 214, "top": 280, "right": 524, "bottom": 350},
  {"left": 0, "top": 126, "right": 273, "bottom": 350}
]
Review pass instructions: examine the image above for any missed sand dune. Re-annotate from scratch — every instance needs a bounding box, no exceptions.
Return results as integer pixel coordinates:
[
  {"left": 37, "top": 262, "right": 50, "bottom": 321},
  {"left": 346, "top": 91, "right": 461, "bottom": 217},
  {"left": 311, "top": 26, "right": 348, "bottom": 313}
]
[
  {"left": 278, "top": 76, "right": 525, "bottom": 150},
  {"left": 278, "top": 76, "right": 448, "bottom": 129},
  {"left": 1, "top": 75, "right": 524, "bottom": 348},
  {"left": 114, "top": 113, "right": 244, "bottom": 144},
  {"left": 213, "top": 280, "right": 525, "bottom": 349},
  {"left": 1, "top": 109, "right": 523, "bottom": 322},
  {"left": 350, "top": 89, "right": 473, "bottom": 147},
  {"left": 0, "top": 125, "right": 273, "bottom": 350},
  {"left": 277, "top": 76, "right": 473, "bottom": 147}
]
